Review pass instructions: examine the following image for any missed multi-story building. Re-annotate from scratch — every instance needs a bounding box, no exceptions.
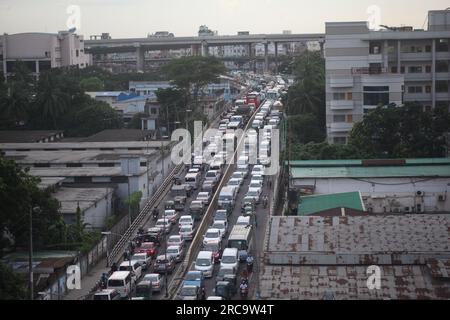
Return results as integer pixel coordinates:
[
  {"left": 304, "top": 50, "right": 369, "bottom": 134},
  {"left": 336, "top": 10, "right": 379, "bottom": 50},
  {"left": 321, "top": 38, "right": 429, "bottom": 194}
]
[
  {"left": 325, "top": 10, "right": 450, "bottom": 144},
  {"left": 1, "top": 31, "right": 91, "bottom": 80}
]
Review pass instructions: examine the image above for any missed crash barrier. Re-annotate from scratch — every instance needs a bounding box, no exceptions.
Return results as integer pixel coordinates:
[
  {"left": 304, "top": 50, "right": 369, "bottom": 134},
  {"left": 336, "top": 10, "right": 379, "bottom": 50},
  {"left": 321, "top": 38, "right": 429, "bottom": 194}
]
[{"left": 168, "top": 100, "right": 266, "bottom": 299}]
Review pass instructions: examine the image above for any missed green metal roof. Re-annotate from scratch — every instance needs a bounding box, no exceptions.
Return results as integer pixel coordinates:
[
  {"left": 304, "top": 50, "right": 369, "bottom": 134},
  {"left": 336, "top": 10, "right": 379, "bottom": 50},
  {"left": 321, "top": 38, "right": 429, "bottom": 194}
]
[
  {"left": 292, "top": 165, "right": 450, "bottom": 179},
  {"left": 298, "top": 192, "right": 365, "bottom": 216},
  {"left": 289, "top": 158, "right": 450, "bottom": 167}
]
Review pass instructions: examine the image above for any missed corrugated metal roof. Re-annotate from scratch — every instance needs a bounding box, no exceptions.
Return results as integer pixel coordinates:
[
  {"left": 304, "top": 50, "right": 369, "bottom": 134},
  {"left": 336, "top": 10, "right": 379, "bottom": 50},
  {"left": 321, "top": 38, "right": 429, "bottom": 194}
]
[
  {"left": 289, "top": 158, "right": 450, "bottom": 167},
  {"left": 291, "top": 165, "right": 450, "bottom": 179},
  {"left": 298, "top": 192, "right": 365, "bottom": 216}
]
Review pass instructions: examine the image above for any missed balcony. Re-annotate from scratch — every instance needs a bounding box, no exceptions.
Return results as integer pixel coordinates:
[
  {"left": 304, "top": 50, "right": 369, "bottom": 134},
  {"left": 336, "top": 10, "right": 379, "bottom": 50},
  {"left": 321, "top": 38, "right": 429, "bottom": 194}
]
[
  {"left": 368, "top": 54, "right": 383, "bottom": 63},
  {"left": 330, "top": 100, "right": 354, "bottom": 110},
  {"left": 329, "top": 122, "right": 354, "bottom": 133},
  {"left": 351, "top": 67, "right": 388, "bottom": 75},
  {"left": 329, "top": 76, "right": 353, "bottom": 88}
]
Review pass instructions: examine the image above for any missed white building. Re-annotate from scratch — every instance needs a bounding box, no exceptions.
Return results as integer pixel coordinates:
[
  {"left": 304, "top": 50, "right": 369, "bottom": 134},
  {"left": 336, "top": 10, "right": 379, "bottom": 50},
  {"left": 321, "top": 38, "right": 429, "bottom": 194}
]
[
  {"left": 1, "top": 31, "right": 91, "bottom": 80},
  {"left": 290, "top": 158, "right": 450, "bottom": 214},
  {"left": 325, "top": 9, "right": 450, "bottom": 144}
]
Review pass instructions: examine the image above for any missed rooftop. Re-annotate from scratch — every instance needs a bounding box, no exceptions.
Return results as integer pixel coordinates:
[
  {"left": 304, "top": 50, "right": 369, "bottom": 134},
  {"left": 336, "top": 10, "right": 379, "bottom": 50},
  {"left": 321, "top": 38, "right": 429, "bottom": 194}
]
[
  {"left": 82, "top": 129, "right": 154, "bottom": 142},
  {"left": 0, "top": 130, "right": 63, "bottom": 143},
  {"left": 298, "top": 192, "right": 365, "bottom": 216},
  {"left": 53, "top": 187, "right": 114, "bottom": 214},
  {"left": 290, "top": 158, "right": 450, "bottom": 179},
  {"left": 0, "top": 141, "right": 171, "bottom": 151}
]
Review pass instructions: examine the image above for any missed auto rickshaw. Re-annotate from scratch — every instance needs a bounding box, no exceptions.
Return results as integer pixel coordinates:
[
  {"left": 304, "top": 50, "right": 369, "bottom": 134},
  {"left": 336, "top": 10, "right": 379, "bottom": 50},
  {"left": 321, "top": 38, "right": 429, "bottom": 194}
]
[{"left": 214, "top": 281, "right": 233, "bottom": 300}]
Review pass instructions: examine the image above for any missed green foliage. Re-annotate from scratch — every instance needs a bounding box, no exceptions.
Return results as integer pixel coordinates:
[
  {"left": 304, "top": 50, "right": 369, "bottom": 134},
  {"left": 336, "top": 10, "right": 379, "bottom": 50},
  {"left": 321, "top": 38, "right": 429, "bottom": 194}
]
[
  {"left": 128, "top": 112, "right": 146, "bottom": 129},
  {"left": 0, "top": 156, "right": 64, "bottom": 253},
  {"left": 288, "top": 114, "right": 326, "bottom": 144},
  {"left": 125, "top": 191, "right": 143, "bottom": 220},
  {"left": 349, "top": 102, "right": 450, "bottom": 158},
  {"left": 290, "top": 142, "right": 366, "bottom": 160},
  {"left": 162, "top": 56, "right": 226, "bottom": 113},
  {"left": 80, "top": 77, "right": 105, "bottom": 91},
  {"left": 0, "top": 261, "right": 27, "bottom": 300}
]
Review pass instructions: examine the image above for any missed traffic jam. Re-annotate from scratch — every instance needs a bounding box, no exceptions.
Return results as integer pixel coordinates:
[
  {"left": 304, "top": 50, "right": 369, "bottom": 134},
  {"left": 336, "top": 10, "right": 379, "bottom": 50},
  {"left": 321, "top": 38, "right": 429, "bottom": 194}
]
[{"left": 93, "top": 76, "right": 287, "bottom": 301}]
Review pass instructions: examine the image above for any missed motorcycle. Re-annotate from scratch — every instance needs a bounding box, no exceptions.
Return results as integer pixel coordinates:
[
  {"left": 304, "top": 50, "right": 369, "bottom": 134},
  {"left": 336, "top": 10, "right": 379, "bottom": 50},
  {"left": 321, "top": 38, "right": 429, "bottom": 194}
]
[{"left": 240, "top": 284, "right": 249, "bottom": 299}]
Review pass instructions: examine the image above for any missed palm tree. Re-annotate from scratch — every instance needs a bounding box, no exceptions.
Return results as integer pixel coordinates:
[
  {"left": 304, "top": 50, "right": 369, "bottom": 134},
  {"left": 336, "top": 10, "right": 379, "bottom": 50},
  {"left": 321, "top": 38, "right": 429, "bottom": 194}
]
[{"left": 34, "top": 72, "right": 70, "bottom": 129}]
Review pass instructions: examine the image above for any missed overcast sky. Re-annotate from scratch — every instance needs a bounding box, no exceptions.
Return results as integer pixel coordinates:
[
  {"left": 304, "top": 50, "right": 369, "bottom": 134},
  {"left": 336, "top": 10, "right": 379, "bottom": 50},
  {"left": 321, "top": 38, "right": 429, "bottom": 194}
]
[{"left": 0, "top": 0, "right": 449, "bottom": 38}]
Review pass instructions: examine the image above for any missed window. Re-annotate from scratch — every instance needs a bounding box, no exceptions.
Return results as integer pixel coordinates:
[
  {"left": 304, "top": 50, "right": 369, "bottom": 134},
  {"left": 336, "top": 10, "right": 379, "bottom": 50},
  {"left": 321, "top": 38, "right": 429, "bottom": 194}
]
[
  {"left": 391, "top": 66, "right": 398, "bottom": 73},
  {"left": 333, "top": 115, "right": 346, "bottom": 122},
  {"left": 346, "top": 92, "right": 353, "bottom": 100},
  {"left": 408, "top": 66, "right": 422, "bottom": 73},
  {"left": 425, "top": 65, "right": 432, "bottom": 73},
  {"left": 425, "top": 45, "right": 432, "bottom": 53},
  {"left": 333, "top": 137, "right": 347, "bottom": 144},
  {"left": 400, "top": 66, "right": 405, "bottom": 74},
  {"left": 76, "top": 49, "right": 79, "bottom": 57},
  {"left": 408, "top": 86, "right": 423, "bottom": 94},
  {"left": 436, "top": 60, "right": 449, "bottom": 73},
  {"left": 425, "top": 86, "right": 432, "bottom": 93},
  {"left": 436, "top": 80, "right": 449, "bottom": 93},
  {"left": 369, "top": 41, "right": 382, "bottom": 54},
  {"left": 333, "top": 92, "right": 346, "bottom": 100},
  {"left": 436, "top": 39, "right": 449, "bottom": 52},
  {"left": 151, "top": 108, "right": 157, "bottom": 114},
  {"left": 346, "top": 115, "right": 353, "bottom": 123},
  {"left": 363, "top": 86, "right": 390, "bottom": 106}
]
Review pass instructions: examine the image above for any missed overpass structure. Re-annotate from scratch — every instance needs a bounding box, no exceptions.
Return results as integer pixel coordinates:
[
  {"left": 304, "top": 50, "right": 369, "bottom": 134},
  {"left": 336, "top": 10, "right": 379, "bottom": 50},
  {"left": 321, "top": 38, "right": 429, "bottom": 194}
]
[{"left": 85, "top": 33, "right": 325, "bottom": 72}]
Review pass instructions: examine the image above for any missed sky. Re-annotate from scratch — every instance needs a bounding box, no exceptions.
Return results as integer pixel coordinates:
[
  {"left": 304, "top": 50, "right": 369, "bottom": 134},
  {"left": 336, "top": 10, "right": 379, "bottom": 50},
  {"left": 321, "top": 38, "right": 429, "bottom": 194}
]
[{"left": 0, "top": 0, "right": 449, "bottom": 38}]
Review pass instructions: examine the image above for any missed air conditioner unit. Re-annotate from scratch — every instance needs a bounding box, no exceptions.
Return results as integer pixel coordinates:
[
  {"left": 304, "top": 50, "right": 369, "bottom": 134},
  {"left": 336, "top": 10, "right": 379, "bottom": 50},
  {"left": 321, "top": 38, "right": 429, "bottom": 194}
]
[{"left": 438, "top": 194, "right": 446, "bottom": 202}]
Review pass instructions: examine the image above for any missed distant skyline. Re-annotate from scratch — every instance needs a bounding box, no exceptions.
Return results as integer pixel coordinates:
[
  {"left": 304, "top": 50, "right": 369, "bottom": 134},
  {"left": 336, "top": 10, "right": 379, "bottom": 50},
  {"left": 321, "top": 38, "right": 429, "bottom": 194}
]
[{"left": 0, "top": 0, "right": 449, "bottom": 38}]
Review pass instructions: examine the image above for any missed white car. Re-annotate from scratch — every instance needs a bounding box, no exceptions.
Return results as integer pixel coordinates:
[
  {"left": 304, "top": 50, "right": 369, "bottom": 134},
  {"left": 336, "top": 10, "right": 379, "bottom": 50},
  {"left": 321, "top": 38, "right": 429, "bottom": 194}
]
[
  {"left": 231, "top": 172, "right": 244, "bottom": 186},
  {"left": 211, "top": 220, "right": 227, "bottom": 239},
  {"left": 179, "top": 224, "right": 196, "bottom": 241},
  {"left": 249, "top": 180, "right": 263, "bottom": 194},
  {"left": 164, "top": 210, "right": 179, "bottom": 225},
  {"left": 166, "top": 245, "right": 185, "bottom": 263},
  {"left": 188, "top": 168, "right": 201, "bottom": 174},
  {"left": 130, "top": 253, "right": 151, "bottom": 271},
  {"left": 119, "top": 261, "right": 142, "bottom": 283},
  {"left": 179, "top": 215, "right": 194, "bottom": 229},
  {"left": 197, "top": 192, "right": 212, "bottom": 205},
  {"left": 155, "top": 218, "right": 172, "bottom": 234},
  {"left": 251, "top": 165, "right": 265, "bottom": 176},
  {"left": 203, "top": 228, "right": 222, "bottom": 246},
  {"left": 167, "top": 235, "right": 185, "bottom": 248},
  {"left": 227, "top": 178, "right": 241, "bottom": 192},
  {"left": 252, "top": 174, "right": 264, "bottom": 183},
  {"left": 246, "top": 187, "right": 262, "bottom": 204}
]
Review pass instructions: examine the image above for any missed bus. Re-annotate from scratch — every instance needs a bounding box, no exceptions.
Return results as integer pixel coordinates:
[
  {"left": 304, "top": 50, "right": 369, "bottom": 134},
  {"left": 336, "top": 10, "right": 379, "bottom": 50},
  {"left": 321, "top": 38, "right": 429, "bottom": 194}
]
[{"left": 227, "top": 225, "right": 253, "bottom": 262}]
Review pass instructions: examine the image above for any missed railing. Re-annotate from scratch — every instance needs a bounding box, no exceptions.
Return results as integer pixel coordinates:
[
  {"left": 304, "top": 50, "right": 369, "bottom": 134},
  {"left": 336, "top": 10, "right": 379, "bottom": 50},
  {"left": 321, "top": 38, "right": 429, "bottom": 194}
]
[
  {"left": 106, "top": 163, "right": 184, "bottom": 266},
  {"left": 351, "top": 67, "right": 388, "bottom": 75}
]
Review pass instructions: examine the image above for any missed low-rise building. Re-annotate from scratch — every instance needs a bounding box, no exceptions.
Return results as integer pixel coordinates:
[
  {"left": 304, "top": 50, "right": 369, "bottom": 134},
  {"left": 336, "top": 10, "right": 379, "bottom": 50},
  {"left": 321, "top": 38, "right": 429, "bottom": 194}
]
[
  {"left": 0, "top": 130, "right": 64, "bottom": 143},
  {"left": 290, "top": 158, "right": 450, "bottom": 213},
  {"left": 260, "top": 215, "right": 450, "bottom": 300}
]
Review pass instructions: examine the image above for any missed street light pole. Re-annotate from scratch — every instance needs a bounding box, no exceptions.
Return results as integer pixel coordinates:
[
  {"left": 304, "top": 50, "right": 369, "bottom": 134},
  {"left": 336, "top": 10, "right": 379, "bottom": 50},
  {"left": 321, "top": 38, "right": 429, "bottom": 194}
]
[
  {"left": 164, "top": 209, "right": 169, "bottom": 298},
  {"left": 29, "top": 206, "right": 33, "bottom": 301}
]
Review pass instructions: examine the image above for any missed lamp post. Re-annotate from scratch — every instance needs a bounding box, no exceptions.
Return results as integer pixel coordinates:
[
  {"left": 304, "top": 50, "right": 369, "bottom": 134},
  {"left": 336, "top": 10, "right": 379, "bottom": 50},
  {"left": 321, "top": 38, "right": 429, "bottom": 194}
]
[
  {"left": 29, "top": 206, "right": 40, "bottom": 301},
  {"left": 163, "top": 208, "right": 169, "bottom": 298},
  {"left": 185, "top": 109, "right": 192, "bottom": 136}
]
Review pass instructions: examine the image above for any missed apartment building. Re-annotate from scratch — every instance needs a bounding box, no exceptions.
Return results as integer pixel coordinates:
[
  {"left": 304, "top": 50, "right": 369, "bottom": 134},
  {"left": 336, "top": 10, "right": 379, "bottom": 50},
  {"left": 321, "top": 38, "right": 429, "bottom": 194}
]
[
  {"left": 1, "top": 31, "right": 91, "bottom": 80},
  {"left": 325, "top": 10, "right": 450, "bottom": 144}
]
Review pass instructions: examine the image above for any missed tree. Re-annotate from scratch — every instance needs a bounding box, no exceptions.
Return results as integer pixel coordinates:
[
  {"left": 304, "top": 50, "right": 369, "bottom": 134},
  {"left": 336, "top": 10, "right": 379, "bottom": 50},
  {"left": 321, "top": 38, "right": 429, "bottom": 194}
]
[
  {"left": 0, "top": 261, "right": 27, "bottom": 300},
  {"left": 33, "top": 71, "right": 71, "bottom": 129},
  {"left": 128, "top": 112, "right": 146, "bottom": 129},
  {"left": 162, "top": 56, "right": 226, "bottom": 113},
  {"left": 288, "top": 114, "right": 326, "bottom": 144},
  {"left": 290, "top": 142, "right": 365, "bottom": 160},
  {"left": 349, "top": 102, "right": 450, "bottom": 158},
  {"left": 0, "top": 156, "right": 64, "bottom": 253},
  {"left": 80, "top": 77, "right": 105, "bottom": 92},
  {"left": 125, "top": 191, "right": 143, "bottom": 220}
]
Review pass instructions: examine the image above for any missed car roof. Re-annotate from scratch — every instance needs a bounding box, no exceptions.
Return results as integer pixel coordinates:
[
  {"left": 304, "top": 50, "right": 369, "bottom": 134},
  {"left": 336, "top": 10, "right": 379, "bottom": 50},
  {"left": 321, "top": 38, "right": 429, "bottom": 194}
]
[
  {"left": 197, "top": 251, "right": 213, "bottom": 258},
  {"left": 109, "top": 271, "right": 130, "bottom": 279},
  {"left": 95, "top": 289, "right": 117, "bottom": 295}
]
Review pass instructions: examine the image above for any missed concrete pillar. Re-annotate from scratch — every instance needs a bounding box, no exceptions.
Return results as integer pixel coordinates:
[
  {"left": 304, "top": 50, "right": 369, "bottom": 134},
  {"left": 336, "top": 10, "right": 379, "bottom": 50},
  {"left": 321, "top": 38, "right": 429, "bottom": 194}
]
[
  {"left": 35, "top": 60, "right": 40, "bottom": 80},
  {"left": 432, "top": 39, "right": 436, "bottom": 108},
  {"left": 136, "top": 46, "right": 145, "bottom": 72},
  {"left": 248, "top": 43, "right": 254, "bottom": 72},
  {"left": 397, "top": 40, "right": 401, "bottom": 73},
  {"left": 201, "top": 41, "right": 208, "bottom": 57},
  {"left": 383, "top": 40, "right": 388, "bottom": 69},
  {"left": 320, "top": 41, "right": 325, "bottom": 57},
  {"left": 264, "top": 42, "right": 269, "bottom": 74},
  {"left": 274, "top": 42, "right": 279, "bottom": 74}
]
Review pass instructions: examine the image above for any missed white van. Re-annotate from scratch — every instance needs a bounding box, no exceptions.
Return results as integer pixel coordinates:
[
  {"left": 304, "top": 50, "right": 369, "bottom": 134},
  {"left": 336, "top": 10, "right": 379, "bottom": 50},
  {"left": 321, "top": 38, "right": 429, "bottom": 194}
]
[
  {"left": 220, "top": 248, "right": 239, "bottom": 270},
  {"left": 185, "top": 172, "right": 201, "bottom": 190},
  {"left": 107, "top": 271, "right": 134, "bottom": 299},
  {"left": 194, "top": 251, "right": 214, "bottom": 278},
  {"left": 218, "top": 186, "right": 237, "bottom": 209},
  {"left": 236, "top": 216, "right": 251, "bottom": 226}
]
